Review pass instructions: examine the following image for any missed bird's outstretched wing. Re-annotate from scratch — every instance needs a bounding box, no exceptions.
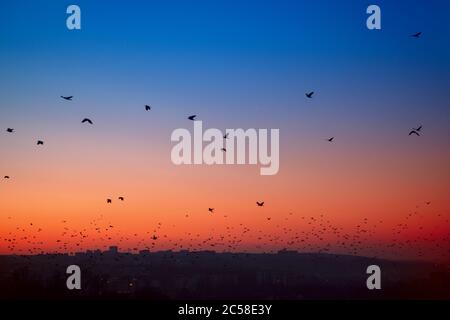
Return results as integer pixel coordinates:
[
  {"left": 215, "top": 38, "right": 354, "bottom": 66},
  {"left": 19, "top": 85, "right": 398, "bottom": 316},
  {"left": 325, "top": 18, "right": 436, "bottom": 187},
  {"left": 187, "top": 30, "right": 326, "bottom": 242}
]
[
  {"left": 409, "top": 130, "right": 420, "bottom": 136},
  {"left": 82, "top": 118, "right": 93, "bottom": 124}
]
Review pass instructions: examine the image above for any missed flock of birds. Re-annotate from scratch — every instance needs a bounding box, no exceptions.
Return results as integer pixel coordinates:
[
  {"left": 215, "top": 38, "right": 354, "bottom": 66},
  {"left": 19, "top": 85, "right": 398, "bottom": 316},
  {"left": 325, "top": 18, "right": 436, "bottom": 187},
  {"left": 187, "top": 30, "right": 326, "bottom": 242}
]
[
  {"left": 3, "top": 86, "right": 424, "bottom": 184},
  {"left": 2, "top": 30, "right": 448, "bottom": 262},
  {"left": 1, "top": 199, "right": 448, "bottom": 262}
]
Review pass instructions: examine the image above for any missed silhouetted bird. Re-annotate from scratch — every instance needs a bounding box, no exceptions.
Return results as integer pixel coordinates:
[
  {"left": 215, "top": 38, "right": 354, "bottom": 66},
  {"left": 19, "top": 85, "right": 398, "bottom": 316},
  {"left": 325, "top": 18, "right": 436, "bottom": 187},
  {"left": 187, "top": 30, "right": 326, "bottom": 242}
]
[
  {"left": 409, "top": 130, "right": 420, "bottom": 136},
  {"left": 6, "top": 128, "right": 14, "bottom": 133},
  {"left": 82, "top": 118, "right": 93, "bottom": 125},
  {"left": 107, "top": 199, "right": 112, "bottom": 204},
  {"left": 224, "top": 133, "right": 229, "bottom": 139},
  {"left": 118, "top": 197, "right": 124, "bottom": 201},
  {"left": 208, "top": 208, "right": 214, "bottom": 213},
  {"left": 221, "top": 148, "right": 226, "bottom": 152},
  {"left": 411, "top": 32, "right": 422, "bottom": 38},
  {"left": 256, "top": 202, "right": 264, "bottom": 207},
  {"left": 327, "top": 137, "right": 334, "bottom": 142},
  {"left": 37, "top": 140, "right": 44, "bottom": 145},
  {"left": 145, "top": 105, "right": 151, "bottom": 111},
  {"left": 305, "top": 91, "right": 314, "bottom": 98},
  {"left": 188, "top": 115, "right": 197, "bottom": 121},
  {"left": 61, "top": 96, "right": 73, "bottom": 101},
  {"left": 426, "top": 201, "right": 431, "bottom": 205},
  {"left": 152, "top": 235, "right": 158, "bottom": 240},
  {"left": 4, "top": 176, "right": 10, "bottom": 179}
]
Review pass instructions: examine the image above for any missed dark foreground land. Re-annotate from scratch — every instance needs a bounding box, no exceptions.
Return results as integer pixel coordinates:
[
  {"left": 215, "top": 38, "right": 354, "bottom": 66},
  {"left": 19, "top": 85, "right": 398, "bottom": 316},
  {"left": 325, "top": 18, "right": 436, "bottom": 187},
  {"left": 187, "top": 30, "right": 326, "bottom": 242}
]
[{"left": 0, "top": 248, "right": 448, "bottom": 300}]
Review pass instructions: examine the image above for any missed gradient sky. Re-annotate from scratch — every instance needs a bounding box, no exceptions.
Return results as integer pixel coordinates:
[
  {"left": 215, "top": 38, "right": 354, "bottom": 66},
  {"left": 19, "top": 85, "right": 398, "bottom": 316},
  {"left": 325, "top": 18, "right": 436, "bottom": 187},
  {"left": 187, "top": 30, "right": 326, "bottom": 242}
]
[{"left": 0, "top": 0, "right": 449, "bottom": 260}]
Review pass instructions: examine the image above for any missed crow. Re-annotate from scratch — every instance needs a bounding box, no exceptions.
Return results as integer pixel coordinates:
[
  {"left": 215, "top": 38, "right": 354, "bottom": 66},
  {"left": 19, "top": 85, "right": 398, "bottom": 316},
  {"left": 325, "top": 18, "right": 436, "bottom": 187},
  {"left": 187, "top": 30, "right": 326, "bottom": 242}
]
[
  {"left": 208, "top": 208, "right": 214, "bottom": 213},
  {"left": 4, "top": 176, "right": 10, "bottom": 179},
  {"left": 188, "top": 115, "right": 197, "bottom": 121},
  {"left": 107, "top": 199, "right": 112, "bottom": 204},
  {"left": 145, "top": 105, "right": 151, "bottom": 111},
  {"left": 327, "top": 137, "right": 334, "bottom": 142},
  {"left": 37, "top": 140, "right": 44, "bottom": 145},
  {"left": 6, "top": 128, "right": 14, "bottom": 133},
  {"left": 256, "top": 202, "right": 264, "bottom": 207},
  {"left": 61, "top": 96, "right": 73, "bottom": 101},
  {"left": 305, "top": 91, "right": 314, "bottom": 98},
  {"left": 82, "top": 118, "right": 93, "bottom": 124},
  {"left": 118, "top": 197, "right": 124, "bottom": 201}
]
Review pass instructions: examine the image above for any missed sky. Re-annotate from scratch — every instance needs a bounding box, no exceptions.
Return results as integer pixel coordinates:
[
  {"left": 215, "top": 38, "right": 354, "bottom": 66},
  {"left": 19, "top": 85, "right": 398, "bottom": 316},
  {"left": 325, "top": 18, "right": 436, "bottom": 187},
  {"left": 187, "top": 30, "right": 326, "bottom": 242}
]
[{"left": 0, "top": 0, "right": 449, "bottom": 261}]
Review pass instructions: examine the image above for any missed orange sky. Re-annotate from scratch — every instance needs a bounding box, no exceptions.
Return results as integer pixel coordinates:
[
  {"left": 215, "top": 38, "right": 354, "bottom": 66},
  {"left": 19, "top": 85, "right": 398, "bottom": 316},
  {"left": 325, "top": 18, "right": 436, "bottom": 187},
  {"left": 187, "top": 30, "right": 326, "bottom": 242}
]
[{"left": 1, "top": 132, "right": 449, "bottom": 261}]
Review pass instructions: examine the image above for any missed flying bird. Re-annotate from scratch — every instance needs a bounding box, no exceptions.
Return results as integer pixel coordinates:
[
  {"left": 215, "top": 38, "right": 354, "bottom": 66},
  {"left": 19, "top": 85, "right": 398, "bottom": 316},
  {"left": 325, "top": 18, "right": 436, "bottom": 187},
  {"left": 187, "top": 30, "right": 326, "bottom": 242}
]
[
  {"left": 145, "top": 105, "right": 151, "bottom": 111},
  {"left": 107, "top": 199, "right": 112, "bottom": 204},
  {"left": 411, "top": 32, "right": 422, "bottom": 38},
  {"left": 82, "top": 118, "right": 93, "bottom": 125},
  {"left": 151, "top": 235, "right": 158, "bottom": 241},
  {"left": 327, "top": 137, "right": 334, "bottom": 142},
  {"left": 256, "top": 202, "right": 264, "bottom": 207},
  {"left": 409, "top": 130, "right": 420, "bottom": 136},
  {"left": 208, "top": 208, "right": 214, "bottom": 213},
  {"left": 224, "top": 133, "right": 229, "bottom": 139},
  {"left": 37, "top": 140, "right": 44, "bottom": 145},
  {"left": 305, "top": 91, "right": 314, "bottom": 98},
  {"left": 118, "top": 197, "right": 124, "bottom": 201},
  {"left": 61, "top": 96, "right": 73, "bottom": 101},
  {"left": 188, "top": 115, "right": 197, "bottom": 121},
  {"left": 221, "top": 148, "right": 227, "bottom": 152},
  {"left": 6, "top": 128, "right": 14, "bottom": 133},
  {"left": 4, "top": 176, "right": 10, "bottom": 179}
]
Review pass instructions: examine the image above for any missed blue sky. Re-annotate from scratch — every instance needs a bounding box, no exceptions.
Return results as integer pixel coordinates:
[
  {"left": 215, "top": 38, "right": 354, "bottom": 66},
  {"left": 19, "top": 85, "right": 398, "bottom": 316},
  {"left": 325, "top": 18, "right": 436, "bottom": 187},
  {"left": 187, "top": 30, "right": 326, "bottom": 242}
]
[{"left": 1, "top": 0, "right": 449, "bottom": 145}]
